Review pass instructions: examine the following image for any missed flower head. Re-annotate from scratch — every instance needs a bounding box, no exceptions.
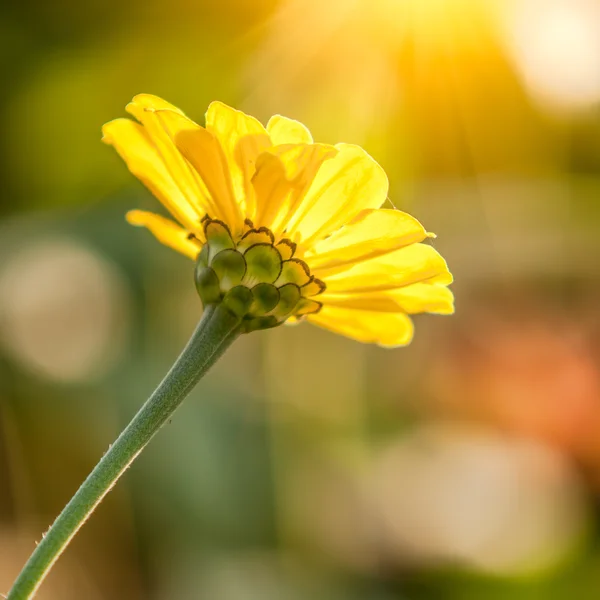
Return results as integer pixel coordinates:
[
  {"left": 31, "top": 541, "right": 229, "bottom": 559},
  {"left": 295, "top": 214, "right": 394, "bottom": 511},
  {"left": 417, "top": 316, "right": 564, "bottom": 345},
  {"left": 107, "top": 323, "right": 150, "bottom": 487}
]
[{"left": 102, "top": 94, "right": 453, "bottom": 346}]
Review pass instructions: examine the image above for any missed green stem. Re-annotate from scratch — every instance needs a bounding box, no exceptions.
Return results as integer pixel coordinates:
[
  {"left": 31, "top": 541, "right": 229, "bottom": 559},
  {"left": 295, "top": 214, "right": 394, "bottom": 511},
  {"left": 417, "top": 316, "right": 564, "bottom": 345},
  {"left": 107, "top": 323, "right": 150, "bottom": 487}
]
[{"left": 7, "top": 303, "right": 242, "bottom": 599}]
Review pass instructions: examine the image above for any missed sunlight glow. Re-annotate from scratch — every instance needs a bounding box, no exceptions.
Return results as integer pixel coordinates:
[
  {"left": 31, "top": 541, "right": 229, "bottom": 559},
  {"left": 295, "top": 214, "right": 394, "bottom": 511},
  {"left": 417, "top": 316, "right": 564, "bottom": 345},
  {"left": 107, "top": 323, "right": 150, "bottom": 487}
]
[
  {"left": 502, "top": 0, "right": 600, "bottom": 112},
  {"left": 247, "top": 0, "right": 502, "bottom": 168}
]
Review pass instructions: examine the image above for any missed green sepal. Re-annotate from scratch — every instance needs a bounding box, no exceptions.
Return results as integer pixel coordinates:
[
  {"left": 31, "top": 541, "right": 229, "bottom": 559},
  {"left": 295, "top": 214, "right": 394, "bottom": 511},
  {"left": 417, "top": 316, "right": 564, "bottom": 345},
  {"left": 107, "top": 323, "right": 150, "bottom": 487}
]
[
  {"left": 276, "top": 239, "right": 296, "bottom": 261},
  {"left": 194, "top": 218, "right": 323, "bottom": 327},
  {"left": 204, "top": 219, "right": 235, "bottom": 259},
  {"left": 271, "top": 283, "right": 301, "bottom": 319},
  {"left": 194, "top": 266, "right": 221, "bottom": 306},
  {"left": 295, "top": 297, "right": 322, "bottom": 316},
  {"left": 222, "top": 285, "right": 254, "bottom": 318},
  {"left": 243, "top": 315, "right": 281, "bottom": 333},
  {"left": 275, "top": 258, "right": 311, "bottom": 287},
  {"left": 250, "top": 283, "right": 280, "bottom": 315},
  {"left": 302, "top": 277, "right": 326, "bottom": 296},
  {"left": 211, "top": 249, "right": 246, "bottom": 290},
  {"left": 196, "top": 244, "right": 209, "bottom": 269},
  {"left": 237, "top": 227, "right": 274, "bottom": 253},
  {"left": 243, "top": 243, "right": 283, "bottom": 286}
]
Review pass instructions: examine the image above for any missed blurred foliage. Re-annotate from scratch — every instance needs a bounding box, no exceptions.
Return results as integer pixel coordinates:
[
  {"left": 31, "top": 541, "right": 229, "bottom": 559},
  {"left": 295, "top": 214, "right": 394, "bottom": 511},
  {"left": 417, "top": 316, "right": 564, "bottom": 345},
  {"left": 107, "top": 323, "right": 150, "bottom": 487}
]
[{"left": 1, "top": 0, "right": 600, "bottom": 598}]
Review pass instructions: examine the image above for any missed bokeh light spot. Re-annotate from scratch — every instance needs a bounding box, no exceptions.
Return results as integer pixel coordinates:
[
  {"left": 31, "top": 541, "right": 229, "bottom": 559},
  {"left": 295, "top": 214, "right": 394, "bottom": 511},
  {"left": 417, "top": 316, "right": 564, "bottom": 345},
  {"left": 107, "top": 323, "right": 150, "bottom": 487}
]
[
  {"left": 369, "top": 424, "right": 589, "bottom": 576},
  {"left": 502, "top": 0, "right": 600, "bottom": 112},
  {"left": 0, "top": 238, "right": 131, "bottom": 384}
]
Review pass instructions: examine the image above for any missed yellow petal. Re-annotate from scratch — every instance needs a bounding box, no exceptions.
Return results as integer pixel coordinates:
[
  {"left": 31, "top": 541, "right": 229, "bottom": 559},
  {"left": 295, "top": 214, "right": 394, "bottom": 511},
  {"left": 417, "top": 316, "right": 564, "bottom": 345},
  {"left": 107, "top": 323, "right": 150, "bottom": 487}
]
[
  {"left": 306, "top": 209, "right": 428, "bottom": 270},
  {"left": 126, "top": 210, "right": 200, "bottom": 260},
  {"left": 285, "top": 143, "right": 389, "bottom": 245},
  {"left": 124, "top": 94, "right": 215, "bottom": 224},
  {"left": 320, "top": 283, "right": 455, "bottom": 314},
  {"left": 391, "top": 283, "right": 455, "bottom": 314},
  {"left": 251, "top": 151, "right": 293, "bottom": 231},
  {"left": 253, "top": 144, "right": 338, "bottom": 235},
  {"left": 317, "top": 243, "right": 453, "bottom": 293},
  {"left": 266, "top": 115, "right": 313, "bottom": 145},
  {"left": 205, "top": 101, "right": 271, "bottom": 220},
  {"left": 169, "top": 112, "right": 245, "bottom": 234},
  {"left": 127, "top": 94, "right": 182, "bottom": 113},
  {"left": 102, "top": 118, "right": 200, "bottom": 232},
  {"left": 307, "top": 306, "right": 414, "bottom": 347}
]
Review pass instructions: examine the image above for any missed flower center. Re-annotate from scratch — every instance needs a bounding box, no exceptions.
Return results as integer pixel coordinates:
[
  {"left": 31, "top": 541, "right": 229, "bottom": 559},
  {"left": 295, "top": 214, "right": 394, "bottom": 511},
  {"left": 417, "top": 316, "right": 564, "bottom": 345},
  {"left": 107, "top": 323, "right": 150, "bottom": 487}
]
[{"left": 194, "top": 216, "right": 324, "bottom": 332}]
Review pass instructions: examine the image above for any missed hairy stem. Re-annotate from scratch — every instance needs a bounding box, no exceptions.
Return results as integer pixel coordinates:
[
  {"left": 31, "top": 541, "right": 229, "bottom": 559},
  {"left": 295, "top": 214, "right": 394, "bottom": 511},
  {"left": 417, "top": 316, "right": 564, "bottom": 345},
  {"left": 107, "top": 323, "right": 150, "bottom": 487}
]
[{"left": 7, "top": 303, "right": 242, "bottom": 599}]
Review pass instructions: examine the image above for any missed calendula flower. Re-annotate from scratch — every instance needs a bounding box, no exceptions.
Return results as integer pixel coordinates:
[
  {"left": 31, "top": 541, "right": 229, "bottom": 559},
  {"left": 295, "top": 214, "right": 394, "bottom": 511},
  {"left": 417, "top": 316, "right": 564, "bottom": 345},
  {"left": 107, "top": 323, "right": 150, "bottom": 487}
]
[
  {"left": 7, "top": 96, "right": 455, "bottom": 599},
  {"left": 102, "top": 94, "right": 453, "bottom": 346}
]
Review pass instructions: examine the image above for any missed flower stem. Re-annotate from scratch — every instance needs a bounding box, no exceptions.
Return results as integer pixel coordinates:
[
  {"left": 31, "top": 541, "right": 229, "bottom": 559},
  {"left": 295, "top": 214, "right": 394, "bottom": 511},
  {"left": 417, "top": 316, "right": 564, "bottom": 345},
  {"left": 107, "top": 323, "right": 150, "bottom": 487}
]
[{"left": 7, "top": 303, "right": 242, "bottom": 599}]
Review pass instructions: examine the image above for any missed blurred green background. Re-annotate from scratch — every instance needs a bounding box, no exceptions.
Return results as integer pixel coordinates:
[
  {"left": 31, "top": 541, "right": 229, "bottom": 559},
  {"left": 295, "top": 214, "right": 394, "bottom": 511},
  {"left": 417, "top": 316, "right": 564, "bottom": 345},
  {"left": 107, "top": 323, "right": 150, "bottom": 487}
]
[{"left": 2, "top": 0, "right": 600, "bottom": 597}]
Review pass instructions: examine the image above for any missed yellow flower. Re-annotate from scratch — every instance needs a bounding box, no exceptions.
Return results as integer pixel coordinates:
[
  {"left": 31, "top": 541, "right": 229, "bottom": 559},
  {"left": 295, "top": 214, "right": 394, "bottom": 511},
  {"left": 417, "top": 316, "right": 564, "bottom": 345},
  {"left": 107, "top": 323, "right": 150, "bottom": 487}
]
[{"left": 102, "top": 94, "right": 453, "bottom": 346}]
